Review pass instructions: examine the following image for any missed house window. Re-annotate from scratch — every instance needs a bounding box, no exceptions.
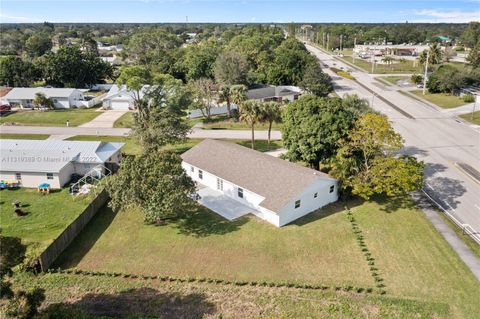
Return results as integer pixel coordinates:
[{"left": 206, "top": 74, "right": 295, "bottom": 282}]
[
  {"left": 15, "top": 173, "right": 21, "bottom": 181},
  {"left": 46, "top": 173, "right": 54, "bottom": 180},
  {"left": 295, "top": 200, "right": 301, "bottom": 209},
  {"left": 238, "top": 187, "right": 243, "bottom": 198},
  {"left": 329, "top": 185, "right": 335, "bottom": 193},
  {"left": 198, "top": 170, "right": 203, "bottom": 179},
  {"left": 314, "top": 192, "right": 318, "bottom": 198},
  {"left": 190, "top": 166, "right": 194, "bottom": 173},
  {"left": 217, "top": 178, "right": 223, "bottom": 191}
]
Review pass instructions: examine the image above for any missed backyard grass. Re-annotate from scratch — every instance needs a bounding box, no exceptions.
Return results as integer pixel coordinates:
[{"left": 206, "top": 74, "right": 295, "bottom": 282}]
[
  {"left": 113, "top": 112, "right": 135, "bottom": 128},
  {"left": 459, "top": 111, "right": 480, "bottom": 125},
  {"left": 0, "top": 133, "right": 49, "bottom": 140},
  {"left": 411, "top": 90, "right": 467, "bottom": 109},
  {"left": 10, "top": 272, "right": 451, "bottom": 318},
  {"left": 202, "top": 116, "right": 282, "bottom": 131},
  {"left": 53, "top": 197, "right": 480, "bottom": 318},
  {"left": 0, "top": 108, "right": 102, "bottom": 127},
  {"left": 0, "top": 188, "right": 90, "bottom": 255}
]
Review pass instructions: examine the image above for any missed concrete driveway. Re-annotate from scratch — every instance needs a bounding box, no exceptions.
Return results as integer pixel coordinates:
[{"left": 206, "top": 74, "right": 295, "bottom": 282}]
[
  {"left": 80, "top": 110, "right": 129, "bottom": 128},
  {"left": 197, "top": 187, "right": 255, "bottom": 221}
]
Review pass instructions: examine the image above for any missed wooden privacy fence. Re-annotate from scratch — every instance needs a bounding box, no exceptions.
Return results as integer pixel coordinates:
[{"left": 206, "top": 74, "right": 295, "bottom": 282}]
[{"left": 37, "top": 190, "right": 109, "bottom": 271}]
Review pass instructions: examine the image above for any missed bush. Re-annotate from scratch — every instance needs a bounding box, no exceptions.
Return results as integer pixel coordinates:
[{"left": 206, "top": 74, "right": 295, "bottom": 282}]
[
  {"left": 4, "top": 288, "right": 45, "bottom": 319},
  {"left": 463, "top": 94, "right": 475, "bottom": 103}
]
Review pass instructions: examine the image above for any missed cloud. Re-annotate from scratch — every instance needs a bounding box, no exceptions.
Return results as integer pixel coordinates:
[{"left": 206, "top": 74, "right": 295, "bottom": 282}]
[
  {"left": 411, "top": 9, "right": 480, "bottom": 23},
  {"left": 0, "top": 12, "right": 41, "bottom": 23}
]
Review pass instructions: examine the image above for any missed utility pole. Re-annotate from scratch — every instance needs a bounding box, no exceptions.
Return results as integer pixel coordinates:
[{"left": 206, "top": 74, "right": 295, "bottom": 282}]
[
  {"left": 422, "top": 50, "right": 429, "bottom": 95},
  {"left": 353, "top": 37, "right": 356, "bottom": 64},
  {"left": 472, "top": 94, "right": 478, "bottom": 121},
  {"left": 340, "top": 34, "right": 343, "bottom": 52},
  {"left": 326, "top": 33, "right": 330, "bottom": 51},
  {"left": 371, "top": 51, "right": 375, "bottom": 73}
]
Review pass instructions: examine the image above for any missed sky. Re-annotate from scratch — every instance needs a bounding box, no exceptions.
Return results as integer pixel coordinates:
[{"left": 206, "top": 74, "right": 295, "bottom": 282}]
[{"left": 0, "top": 0, "right": 479, "bottom": 23}]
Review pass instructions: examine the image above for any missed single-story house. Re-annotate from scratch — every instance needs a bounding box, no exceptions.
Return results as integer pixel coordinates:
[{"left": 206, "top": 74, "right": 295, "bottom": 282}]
[
  {"left": 246, "top": 86, "right": 303, "bottom": 103},
  {"left": 102, "top": 84, "right": 149, "bottom": 110},
  {"left": 2, "top": 87, "right": 86, "bottom": 109},
  {"left": 0, "top": 139, "right": 124, "bottom": 189},
  {"left": 181, "top": 139, "right": 338, "bottom": 227}
]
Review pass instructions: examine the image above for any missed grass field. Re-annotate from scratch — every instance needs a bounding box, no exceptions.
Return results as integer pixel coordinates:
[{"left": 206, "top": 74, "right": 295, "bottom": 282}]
[
  {"left": 0, "top": 108, "right": 102, "bottom": 127},
  {"left": 66, "top": 136, "right": 283, "bottom": 155},
  {"left": 340, "top": 56, "right": 421, "bottom": 74},
  {"left": 202, "top": 117, "right": 282, "bottom": 131},
  {"left": 380, "top": 76, "right": 411, "bottom": 85},
  {"left": 113, "top": 112, "right": 135, "bottom": 128},
  {"left": 11, "top": 272, "right": 451, "bottom": 318},
  {"left": 0, "top": 188, "right": 90, "bottom": 255},
  {"left": 459, "top": 111, "right": 480, "bottom": 125},
  {"left": 0, "top": 133, "right": 49, "bottom": 140},
  {"left": 411, "top": 90, "right": 467, "bottom": 109},
  {"left": 54, "top": 197, "right": 480, "bottom": 318}
]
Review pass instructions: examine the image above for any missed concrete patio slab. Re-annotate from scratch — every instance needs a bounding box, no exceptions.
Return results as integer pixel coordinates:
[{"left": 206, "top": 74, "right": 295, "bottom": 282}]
[{"left": 196, "top": 187, "right": 255, "bottom": 221}]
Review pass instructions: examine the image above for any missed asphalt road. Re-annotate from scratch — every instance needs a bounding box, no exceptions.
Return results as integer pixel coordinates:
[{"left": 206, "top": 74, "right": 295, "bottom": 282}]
[{"left": 306, "top": 44, "right": 480, "bottom": 236}]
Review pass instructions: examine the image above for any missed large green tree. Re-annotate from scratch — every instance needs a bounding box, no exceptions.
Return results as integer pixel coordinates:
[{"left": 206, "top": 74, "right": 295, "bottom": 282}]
[
  {"left": 332, "top": 113, "right": 424, "bottom": 199},
  {"left": 190, "top": 78, "right": 217, "bottom": 119},
  {"left": 0, "top": 56, "right": 39, "bottom": 87},
  {"left": 259, "top": 101, "right": 283, "bottom": 150},
  {"left": 467, "top": 43, "right": 480, "bottom": 68},
  {"left": 419, "top": 43, "right": 443, "bottom": 66},
  {"left": 42, "top": 46, "right": 112, "bottom": 87},
  {"left": 25, "top": 32, "right": 52, "bottom": 57},
  {"left": 181, "top": 40, "right": 219, "bottom": 81},
  {"left": 299, "top": 62, "right": 333, "bottom": 97},
  {"left": 282, "top": 95, "right": 367, "bottom": 170},
  {"left": 461, "top": 21, "right": 480, "bottom": 49},
  {"left": 213, "top": 50, "right": 250, "bottom": 85},
  {"left": 105, "top": 150, "right": 196, "bottom": 224}
]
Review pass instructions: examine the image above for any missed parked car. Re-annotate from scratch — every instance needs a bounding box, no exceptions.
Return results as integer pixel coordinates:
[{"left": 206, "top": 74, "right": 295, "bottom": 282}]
[
  {"left": 0, "top": 104, "right": 11, "bottom": 115},
  {"left": 416, "top": 84, "right": 424, "bottom": 88}
]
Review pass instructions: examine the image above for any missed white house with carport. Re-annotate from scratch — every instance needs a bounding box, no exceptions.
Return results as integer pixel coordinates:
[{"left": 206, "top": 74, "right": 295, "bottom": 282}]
[
  {"left": 0, "top": 139, "right": 124, "bottom": 189},
  {"left": 2, "top": 87, "right": 86, "bottom": 109},
  {"left": 181, "top": 139, "right": 338, "bottom": 227}
]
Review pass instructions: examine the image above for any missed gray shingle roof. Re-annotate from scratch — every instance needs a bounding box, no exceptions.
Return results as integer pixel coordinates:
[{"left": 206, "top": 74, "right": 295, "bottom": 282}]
[{"left": 181, "top": 139, "right": 334, "bottom": 212}]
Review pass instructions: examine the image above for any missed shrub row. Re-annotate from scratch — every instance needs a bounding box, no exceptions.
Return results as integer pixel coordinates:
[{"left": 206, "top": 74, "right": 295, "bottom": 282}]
[
  {"left": 330, "top": 67, "right": 355, "bottom": 80},
  {"left": 346, "top": 209, "right": 386, "bottom": 295},
  {"left": 46, "top": 268, "right": 376, "bottom": 295}
]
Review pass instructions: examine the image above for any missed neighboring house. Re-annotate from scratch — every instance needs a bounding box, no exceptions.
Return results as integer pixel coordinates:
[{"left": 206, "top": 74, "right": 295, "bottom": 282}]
[
  {"left": 246, "top": 86, "right": 303, "bottom": 103},
  {"left": 102, "top": 84, "right": 149, "bottom": 110},
  {"left": 0, "top": 139, "right": 124, "bottom": 189},
  {"left": 3, "top": 88, "right": 85, "bottom": 108},
  {"left": 181, "top": 139, "right": 338, "bottom": 227}
]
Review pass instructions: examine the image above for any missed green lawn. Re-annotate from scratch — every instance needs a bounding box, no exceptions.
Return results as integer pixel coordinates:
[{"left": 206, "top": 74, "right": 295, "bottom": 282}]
[
  {"left": 113, "top": 112, "right": 135, "bottom": 128},
  {"left": 459, "top": 111, "right": 480, "bottom": 125},
  {"left": 54, "top": 197, "right": 480, "bottom": 318},
  {"left": 66, "top": 136, "right": 283, "bottom": 156},
  {"left": 0, "top": 108, "right": 102, "bottom": 127},
  {"left": 0, "top": 134, "right": 49, "bottom": 140},
  {"left": 11, "top": 272, "right": 450, "bottom": 318},
  {"left": 0, "top": 188, "right": 90, "bottom": 255},
  {"left": 411, "top": 90, "right": 467, "bottom": 109},
  {"left": 340, "top": 56, "right": 421, "bottom": 74},
  {"left": 202, "top": 116, "right": 282, "bottom": 131},
  {"left": 380, "top": 76, "right": 411, "bottom": 85}
]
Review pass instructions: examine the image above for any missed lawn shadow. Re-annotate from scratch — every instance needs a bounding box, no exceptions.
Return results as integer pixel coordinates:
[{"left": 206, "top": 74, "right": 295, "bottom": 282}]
[
  {"left": 175, "top": 205, "right": 248, "bottom": 237},
  {"left": 373, "top": 195, "right": 417, "bottom": 213},
  {"left": 41, "top": 287, "right": 216, "bottom": 319},
  {"left": 52, "top": 204, "right": 116, "bottom": 269},
  {"left": 288, "top": 199, "right": 356, "bottom": 227}
]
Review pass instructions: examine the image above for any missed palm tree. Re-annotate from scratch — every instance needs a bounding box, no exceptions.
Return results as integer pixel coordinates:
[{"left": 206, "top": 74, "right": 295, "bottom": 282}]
[
  {"left": 381, "top": 56, "right": 394, "bottom": 70},
  {"left": 259, "top": 101, "right": 282, "bottom": 150},
  {"left": 32, "top": 92, "right": 54, "bottom": 110},
  {"left": 419, "top": 43, "right": 443, "bottom": 66},
  {"left": 239, "top": 100, "right": 261, "bottom": 149},
  {"left": 230, "top": 84, "right": 247, "bottom": 117},
  {"left": 217, "top": 85, "right": 232, "bottom": 117}
]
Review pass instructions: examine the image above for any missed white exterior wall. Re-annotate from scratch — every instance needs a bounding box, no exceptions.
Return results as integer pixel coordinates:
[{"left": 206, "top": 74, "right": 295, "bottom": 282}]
[
  {"left": 53, "top": 97, "right": 70, "bottom": 109},
  {"left": 0, "top": 162, "right": 75, "bottom": 189},
  {"left": 182, "top": 162, "right": 281, "bottom": 225},
  {"left": 277, "top": 179, "right": 338, "bottom": 227}
]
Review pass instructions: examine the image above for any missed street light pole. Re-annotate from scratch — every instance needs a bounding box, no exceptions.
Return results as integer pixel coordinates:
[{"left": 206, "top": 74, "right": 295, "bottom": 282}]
[
  {"left": 423, "top": 50, "right": 429, "bottom": 96},
  {"left": 353, "top": 37, "right": 356, "bottom": 64},
  {"left": 472, "top": 94, "right": 478, "bottom": 121}
]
